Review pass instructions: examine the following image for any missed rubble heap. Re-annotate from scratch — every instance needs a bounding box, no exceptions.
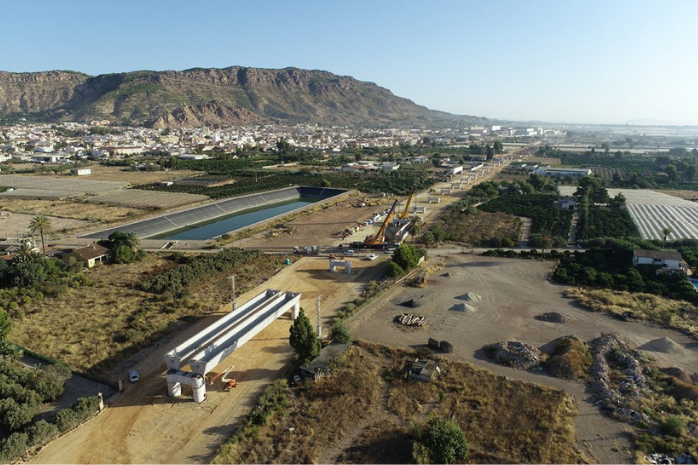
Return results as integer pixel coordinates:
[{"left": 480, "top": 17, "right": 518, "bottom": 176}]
[
  {"left": 395, "top": 313, "right": 426, "bottom": 327},
  {"left": 589, "top": 333, "right": 650, "bottom": 424},
  {"left": 534, "top": 312, "right": 569, "bottom": 323},
  {"left": 485, "top": 341, "right": 542, "bottom": 370}
]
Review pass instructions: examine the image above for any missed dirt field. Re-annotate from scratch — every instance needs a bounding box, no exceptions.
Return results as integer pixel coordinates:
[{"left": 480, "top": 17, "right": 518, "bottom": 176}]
[
  {"left": 347, "top": 254, "right": 698, "bottom": 463},
  {"left": 0, "top": 210, "right": 91, "bottom": 240},
  {"left": 661, "top": 189, "right": 698, "bottom": 201},
  {"left": 50, "top": 165, "right": 200, "bottom": 186},
  {"left": 28, "top": 256, "right": 387, "bottom": 464},
  {"left": 0, "top": 198, "right": 139, "bottom": 225}
]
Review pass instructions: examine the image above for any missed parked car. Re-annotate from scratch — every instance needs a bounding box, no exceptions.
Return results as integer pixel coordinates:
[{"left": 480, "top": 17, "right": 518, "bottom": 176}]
[
  {"left": 367, "top": 254, "right": 378, "bottom": 261},
  {"left": 129, "top": 369, "right": 140, "bottom": 383},
  {"left": 345, "top": 250, "right": 355, "bottom": 256},
  {"left": 384, "top": 248, "right": 395, "bottom": 254}
]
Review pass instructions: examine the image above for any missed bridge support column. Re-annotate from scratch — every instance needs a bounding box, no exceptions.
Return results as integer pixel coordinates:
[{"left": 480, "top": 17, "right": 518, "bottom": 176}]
[
  {"left": 167, "top": 381, "right": 181, "bottom": 397},
  {"left": 292, "top": 303, "right": 300, "bottom": 320}
]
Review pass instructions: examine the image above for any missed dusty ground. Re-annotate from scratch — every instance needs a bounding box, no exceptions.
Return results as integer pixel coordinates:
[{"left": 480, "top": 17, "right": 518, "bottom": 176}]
[
  {"left": 661, "top": 189, "right": 698, "bottom": 201},
  {"left": 347, "top": 254, "right": 698, "bottom": 463},
  {"left": 0, "top": 210, "right": 91, "bottom": 241},
  {"left": 29, "top": 256, "right": 388, "bottom": 464},
  {"left": 50, "top": 165, "right": 200, "bottom": 186},
  {"left": 0, "top": 198, "right": 139, "bottom": 225}
]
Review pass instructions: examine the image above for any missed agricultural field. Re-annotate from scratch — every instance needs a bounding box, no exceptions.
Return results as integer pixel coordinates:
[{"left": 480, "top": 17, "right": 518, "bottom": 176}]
[
  {"left": 559, "top": 155, "right": 656, "bottom": 172},
  {"left": 592, "top": 167, "right": 630, "bottom": 181},
  {"left": 61, "top": 164, "right": 200, "bottom": 185},
  {"left": 87, "top": 188, "right": 208, "bottom": 209},
  {"left": 214, "top": 341, "right": 583, "bottom": 464},
  {"left": 478, "top": 193, "right": 572, "bottom": 238},
  {"left": 429, "top": 209, "right": 522, "bottom": 246},
  {"left": 559, "top": 187, "right": 698, "bottom": 241}
]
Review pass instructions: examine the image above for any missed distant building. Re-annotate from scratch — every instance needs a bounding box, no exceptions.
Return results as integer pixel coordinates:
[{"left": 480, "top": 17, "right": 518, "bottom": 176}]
[
  {"left": 71, "top": 168, "right": 92, "bottom": 176},
  {"left": 534, "top": 166, "right": 591, "bottom": 178},
  {"left": 179, "top": 153, "right": 210, "bottom": 160}
]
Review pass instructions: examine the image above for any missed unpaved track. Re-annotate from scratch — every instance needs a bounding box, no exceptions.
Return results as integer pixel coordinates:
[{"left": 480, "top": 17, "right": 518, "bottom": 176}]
[
  {"left": 31, "top": 256, "right": 385, "bottom": 464},
  {"left": 348, "top": 254, "right": 698, "bottom": 464}
]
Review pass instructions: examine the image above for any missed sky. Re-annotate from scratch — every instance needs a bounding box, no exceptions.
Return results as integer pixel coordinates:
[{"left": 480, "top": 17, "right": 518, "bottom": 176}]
[{"left": 3, "top": 0, "right": 698, "bottom": 125}]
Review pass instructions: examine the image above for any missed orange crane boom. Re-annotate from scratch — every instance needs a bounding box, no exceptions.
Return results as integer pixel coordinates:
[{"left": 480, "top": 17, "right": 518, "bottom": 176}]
[
  {"left": 365, "top": 199, "right": 399, "bottom": 246},
  {"left": 399, "top": 186, "right": 417, "bottom": 220}
]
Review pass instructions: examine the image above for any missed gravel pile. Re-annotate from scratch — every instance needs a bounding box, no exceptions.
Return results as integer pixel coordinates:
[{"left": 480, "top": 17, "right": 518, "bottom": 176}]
[
  {"left": 589, "top": 333, "right": 650, "bottom": 424},
  {"left": 485, "top": 341, "right": 542, "bottom": 370},
  {"left": 534, "top": 312, "right": 569, "bottom": 323}
]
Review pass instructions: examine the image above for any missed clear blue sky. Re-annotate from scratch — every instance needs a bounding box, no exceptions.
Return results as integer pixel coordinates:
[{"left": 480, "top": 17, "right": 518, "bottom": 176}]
[{"left": 3, "top": 0, "right": 697, "bottom": 125}]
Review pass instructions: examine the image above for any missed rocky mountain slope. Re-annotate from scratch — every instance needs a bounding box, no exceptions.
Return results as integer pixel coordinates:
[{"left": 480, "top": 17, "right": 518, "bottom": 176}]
[{"left": 0, "top": 67, "right": 488, "bottom": 128}]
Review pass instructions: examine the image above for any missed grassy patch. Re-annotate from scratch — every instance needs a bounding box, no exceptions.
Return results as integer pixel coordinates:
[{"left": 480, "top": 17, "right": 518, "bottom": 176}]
[
  {"left": 213, "top": 340, "right": 584, "bottom": 464},
  {"left": 545, "top": 336, "right": 592, "bottom": 380},
  {"left": 9, "top": 252, "right": 285, "bottom": 377},
  {"left": 565, "top": 288, "right": 698, "bottom": 337}
]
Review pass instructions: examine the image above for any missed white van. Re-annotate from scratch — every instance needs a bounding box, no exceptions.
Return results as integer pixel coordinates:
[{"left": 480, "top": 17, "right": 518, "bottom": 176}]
[{"left": 345, "top": 250, "right": 355, "bottom": 256}]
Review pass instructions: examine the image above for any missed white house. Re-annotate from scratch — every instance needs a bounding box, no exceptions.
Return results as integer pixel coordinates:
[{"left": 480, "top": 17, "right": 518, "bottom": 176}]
[{"left": 633, "top": 249, "right": 686, "bottom": 273}]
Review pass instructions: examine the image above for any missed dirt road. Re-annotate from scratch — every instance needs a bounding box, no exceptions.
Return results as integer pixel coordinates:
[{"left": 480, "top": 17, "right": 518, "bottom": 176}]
[
  {"left": 347, "top": 254, "right": 698, "bottom": 463},
  {"left": 30, "top": 256, "right": 386, "bottom": 464}
]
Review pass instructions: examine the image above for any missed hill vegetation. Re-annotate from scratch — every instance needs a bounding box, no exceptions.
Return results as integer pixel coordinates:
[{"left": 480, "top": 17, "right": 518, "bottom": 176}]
[{"left": 0, "top": 67, "right": 490, "bottom": 127}]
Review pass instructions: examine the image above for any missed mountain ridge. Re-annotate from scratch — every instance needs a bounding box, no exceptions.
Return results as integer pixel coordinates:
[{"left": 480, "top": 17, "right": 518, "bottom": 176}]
[{"left": 0, "top": 66, "right": 490, "bottom": 128}]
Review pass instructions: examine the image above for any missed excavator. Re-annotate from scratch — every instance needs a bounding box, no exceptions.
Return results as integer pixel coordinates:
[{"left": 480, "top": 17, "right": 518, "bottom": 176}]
[{"left": 206, "top": 365, "right": 237, "bottom": 390}]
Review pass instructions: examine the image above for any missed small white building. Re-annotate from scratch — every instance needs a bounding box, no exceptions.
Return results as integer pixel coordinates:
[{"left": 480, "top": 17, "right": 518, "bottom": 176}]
[
  {"left": 446, "top": 165, "right": 464, "bottom": 176},
  {"left": 71, "top": 168, "right": 92, "bottom": 176},
  {"left": 179, "top": 154, "right": 211, "bottom": 160},
  {"left": 534, "top": 166, "right": 591, "bottom": 177},
  {"left": 633, "top": 249, "right": 686, "bottom": 272}
]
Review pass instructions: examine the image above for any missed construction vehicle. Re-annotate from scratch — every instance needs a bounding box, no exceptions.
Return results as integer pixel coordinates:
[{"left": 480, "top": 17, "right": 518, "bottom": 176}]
[
  {"left": 398, "top": 186, "right": 417, "bottom": 221},
  {"left": 361, "top": 199, "right": 399, "bottom": 248},
  {"left": 222, "top": 367, "right": 237, "bottom": 390},
  {"left": 206, "top": 364, "right": 235, "bottom": 387},
  {"left": 293, "top": 245, "right": 321, "bottom": 255}
]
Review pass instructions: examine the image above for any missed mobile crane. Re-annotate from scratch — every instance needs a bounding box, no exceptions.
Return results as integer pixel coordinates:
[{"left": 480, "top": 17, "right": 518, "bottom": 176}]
[{"left": 352, "top": 199, "right": 399, "bottom": 249}]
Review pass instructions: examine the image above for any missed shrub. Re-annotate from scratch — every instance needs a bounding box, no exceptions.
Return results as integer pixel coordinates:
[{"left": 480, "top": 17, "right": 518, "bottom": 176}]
[
  {"left": 27, "top": 419, "right": 59, "bottom": 446},
  {"left": 55, "top": 408, "right": 78, "bottom": 432},
  {"left": 0, "top": 432, "right": 29, "bottom": 464},
  {"left": 412, "top": 417, "right": 469, "bottom": 464},
  {"left": 0, "top": 398, "right": 36, "bottom": 431},
  {"left": 661, "top": 416, "right": 684, "bottom": 437},
  {"left": 329, "top": 318, "right": 352, "bottom": 344},
  {"left": 385, "top": 261, "right": 404, "bottom": 278}
]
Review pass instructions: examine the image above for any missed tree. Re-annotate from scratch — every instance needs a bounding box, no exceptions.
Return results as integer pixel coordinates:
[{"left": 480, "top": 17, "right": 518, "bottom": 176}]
[
  {"left": 686, "top": 165, "right": 697, "bottom": 182},
  {"left": 0, "top": 309, "right": 11, "bottom": 342},
  {"left": 661, "top": 227, "right": 672, "bottom": 247},
  {"left": 412, "top": 417, "right": 469, "bottom": 464},
  {"left": 393, "top": 244, "right": 421, "bottom": 270},
  {"left": 493, "top": 140, "right": 504, "bottom": 155},
  {"left": 409, "top": 216, "right": 424, "bottom": 244},
  {"left": 289, "top": 309, "right": 321, "bottom": 365},
  {"left": 28, "top": 215, "right": 53, "bottom": 254},
  {"left": 328, "top": 318, "right": 352, "bottom": 344},
  {"left": 666, "top": 164, "right": 678, "bottom": 182},
  {"left": 486, "top": 144, "right": 494, "bottom": 161}
]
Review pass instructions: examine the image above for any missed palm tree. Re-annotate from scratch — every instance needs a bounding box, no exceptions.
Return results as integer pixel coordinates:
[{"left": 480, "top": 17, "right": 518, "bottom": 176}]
[
  {"left": 28, "top": 215, "right": 53, "bottom": 254},
  {"left": 409, "top": 216, "right": 424, "bottom": 244},
  {"left": 661, "top": 227, "right": 672, "bottom": 247}
]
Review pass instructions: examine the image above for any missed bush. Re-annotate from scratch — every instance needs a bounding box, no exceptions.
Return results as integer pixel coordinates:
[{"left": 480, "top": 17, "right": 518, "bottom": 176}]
[
  {"left": 0, "top": 398, "right": 36, "bottom": 431},
  {"left": 329, "top": 318, "right": 352, "bottom": 344},
  {"left": 412, "top": 417, "right": 469, "bottom": 464},
  {"left": 27, "top": 419, "right": 59, "bottom": 446},
  {"left": 55, "top": 408, "right": 78, "bottom": 432},
  {"left": 0, "top": 432, "right": 29, "bottom": 464},
  {"left": 385, "top": 261, "right": 404, "bottom": 278},
  {"left": 661, "top": 415, "right": 684, "bottom": 437}
]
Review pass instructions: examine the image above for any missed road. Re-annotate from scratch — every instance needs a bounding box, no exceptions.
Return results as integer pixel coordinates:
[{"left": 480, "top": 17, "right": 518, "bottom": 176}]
[{"left": 30, "top": 256, "right": 387, "bottom": 464}]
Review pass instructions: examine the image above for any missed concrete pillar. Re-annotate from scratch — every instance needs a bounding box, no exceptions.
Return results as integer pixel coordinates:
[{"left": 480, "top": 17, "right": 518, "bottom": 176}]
[
  {"left": 167, "top": 381, "right": 181, "bottom": 397},
  {"left": 292, "top": 303, "right": 300, "bottom": 320}
]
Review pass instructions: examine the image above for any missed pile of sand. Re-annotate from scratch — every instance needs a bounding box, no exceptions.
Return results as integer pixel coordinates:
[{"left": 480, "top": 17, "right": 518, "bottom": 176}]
[
  {"left": 462, "top": 292, "right": 482, "bottom": 302},
  {"left": 639, "top": 337, "right": 684, "bottom": 354},
  {"left": 441, "top": 272, "right": 452, "bottom": 277},
  {"left": 450, "top": 303, "right": 478, "bottom": 314},
  {"left": 399, "top": 298, "right": 422, "bottom": 308}
]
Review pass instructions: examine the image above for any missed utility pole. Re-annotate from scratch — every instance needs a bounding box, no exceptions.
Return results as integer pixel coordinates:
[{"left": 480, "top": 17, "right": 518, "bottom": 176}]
[
  {"left": 230, "top": 275, "right": 237, "bottom": 311},
  {"left": 316, "top": 295, "right": 322, "bottom": 339}
]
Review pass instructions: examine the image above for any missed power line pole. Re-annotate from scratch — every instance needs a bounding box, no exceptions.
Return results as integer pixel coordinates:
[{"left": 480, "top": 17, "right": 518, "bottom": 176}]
[
  {"left": 316, "top": 295, "right": 322, "bottom": 339},
  {"left": 230, "top": 275, "right": 237, "bottom": 311}
]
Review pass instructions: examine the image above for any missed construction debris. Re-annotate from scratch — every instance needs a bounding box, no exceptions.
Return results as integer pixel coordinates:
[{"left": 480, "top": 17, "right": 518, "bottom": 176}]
[
  {"left": 484, "top": 341, "right": 542, "bottom": 370},
  {"left": 534, "top": 312, "right": 569, "bottom": 324},
  {"left": 395, "top": 313, "right": 426, "bottom": 327},
  {"left": 589, "top": 333, "right": 650, "bottom": 424}
]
